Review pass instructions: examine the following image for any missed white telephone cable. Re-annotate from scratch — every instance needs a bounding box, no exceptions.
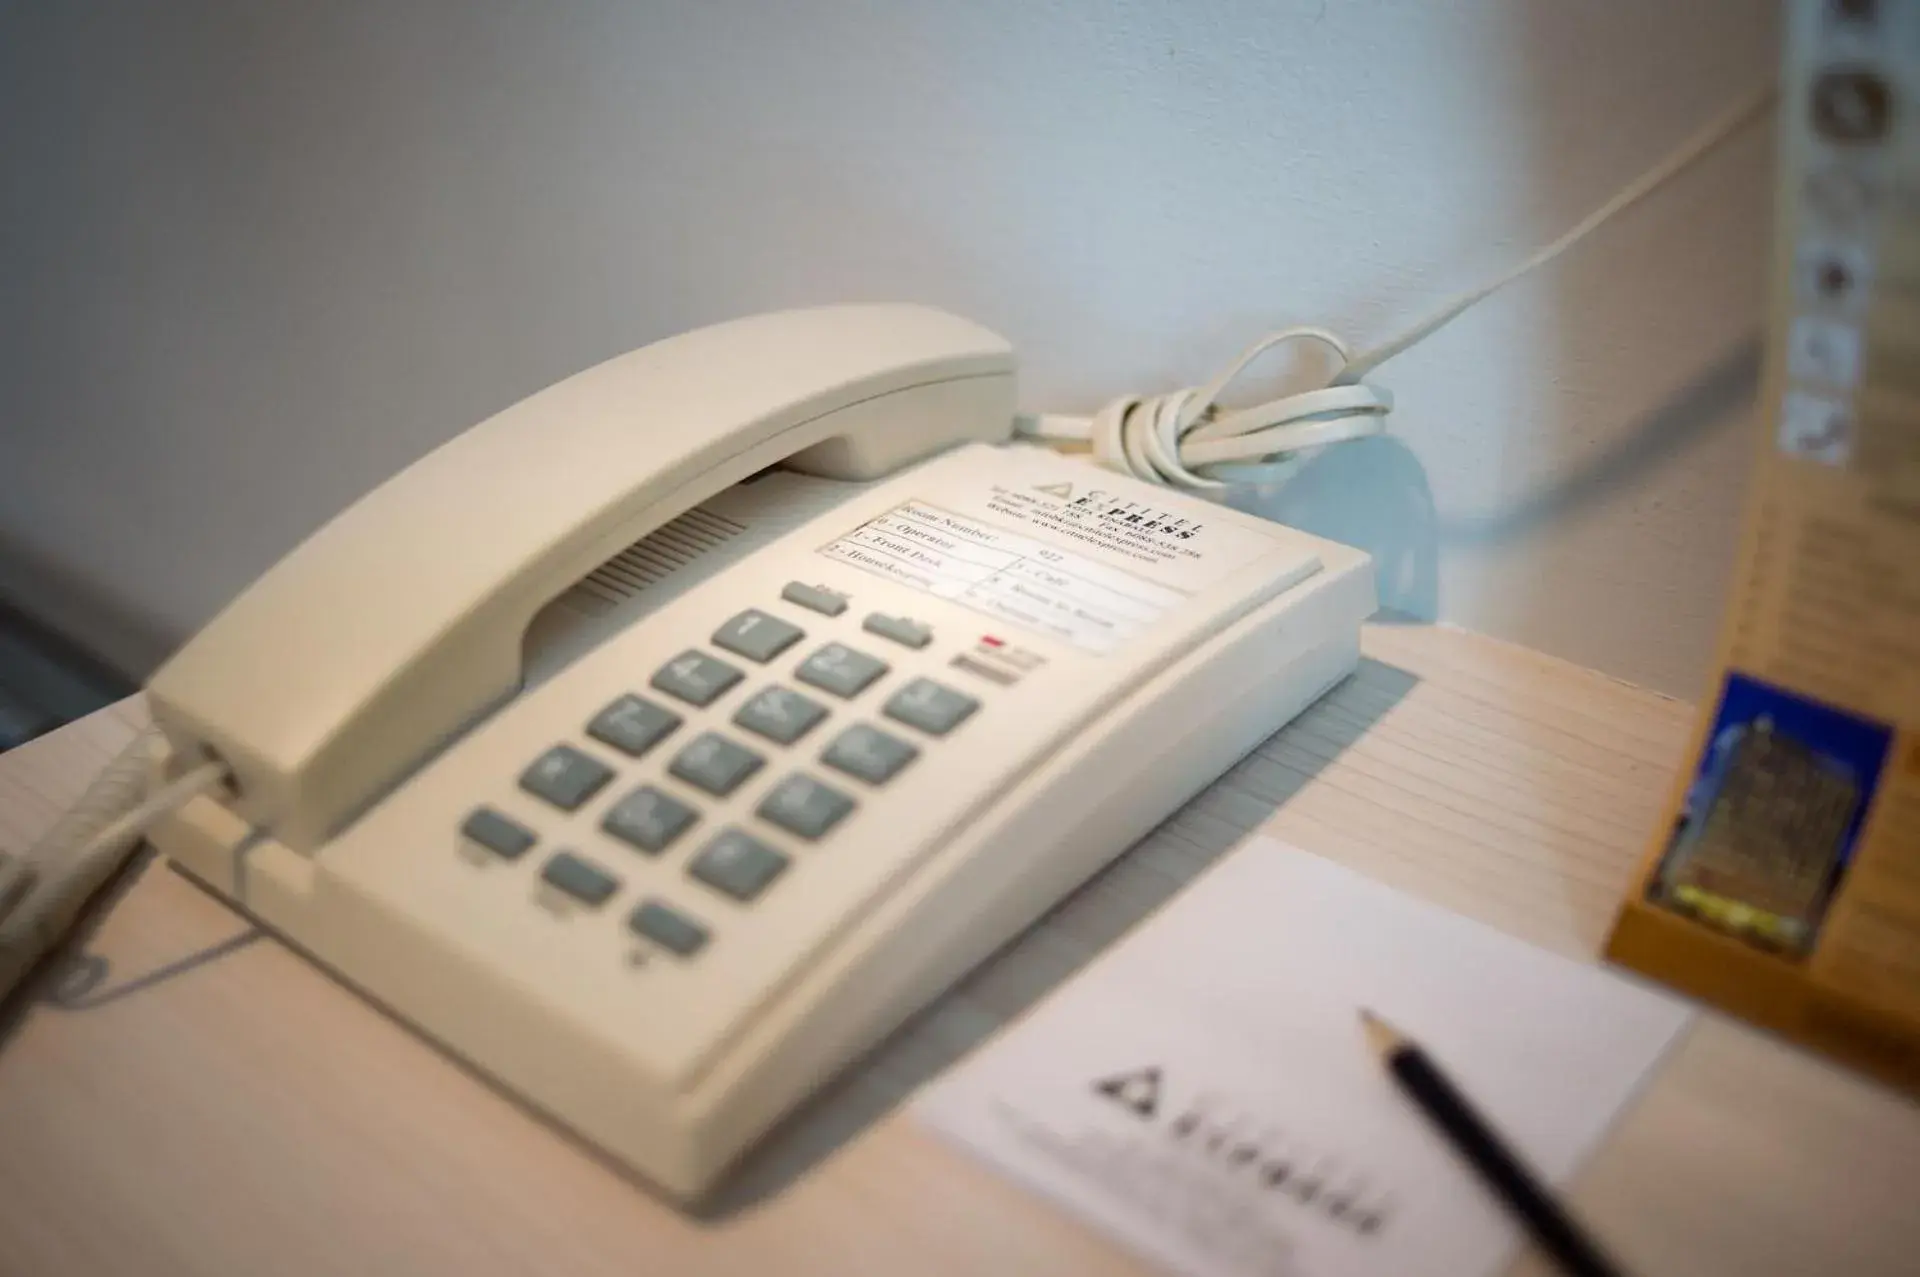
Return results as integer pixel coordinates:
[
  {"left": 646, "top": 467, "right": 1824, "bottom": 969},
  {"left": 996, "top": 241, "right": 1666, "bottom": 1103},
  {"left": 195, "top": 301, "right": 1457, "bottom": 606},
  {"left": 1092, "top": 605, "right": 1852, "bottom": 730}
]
[{"left": 1019, "top": 83, "right": 1777, "bottom": 490}]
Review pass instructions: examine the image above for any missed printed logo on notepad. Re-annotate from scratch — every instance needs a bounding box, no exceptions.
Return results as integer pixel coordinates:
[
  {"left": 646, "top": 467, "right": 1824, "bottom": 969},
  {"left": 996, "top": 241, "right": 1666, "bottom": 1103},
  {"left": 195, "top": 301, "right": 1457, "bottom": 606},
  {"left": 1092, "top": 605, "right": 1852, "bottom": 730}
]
[{"left": 1089, "top": 1064, "right": 1395, "bottom": 1239}]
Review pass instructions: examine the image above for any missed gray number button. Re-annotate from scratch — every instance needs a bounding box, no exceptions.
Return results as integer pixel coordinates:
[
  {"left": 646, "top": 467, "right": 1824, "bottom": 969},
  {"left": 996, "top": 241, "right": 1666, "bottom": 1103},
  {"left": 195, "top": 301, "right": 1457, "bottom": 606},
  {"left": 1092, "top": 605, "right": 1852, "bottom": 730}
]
[
  {"left": 862, "top": 613, "right": 932, "bottom": 649},
  {"left": 821, "top": 724, "right": 919, "bottom": 785},
  {"left": 883, "top": 678, "right": 980, "bottom": 736},
  {"left": 794, "top": 643, "right": 888, "bottom": 699},
  {"left": 668, "top": 732, "right": 765, "bottom": 797},
  {"left": 688, "top": 830, "right": 790, "bottom": 902},
  {"left": 519, "top": 745, "right": 614, "bottom": 811},
  {"left": 780, "top": 581, "right": 848, "bottom": 616},
  {"left": 649, "top": 650, "right": 744, "bottom": 707},
  {"left": 586, "top": 694, "right": 681, "bottom": 757},
  {"left": 601, "top": 785, "right": 699, "bottom": 854},
  {"left": 461, "top": 807, "right": 535, "bottom": 860},
  {"left": 628, "top": 900, "right": 709, "bottom": 956},
  {"left": 712, "top": 608, "right": 805, "bottom": 663},
  {"left": 541, "top": 852, "right": 620, "bottom": 906},
  {"left": 732, "top": 685, "right": 829, "bottom": 745},
  {"left": 756, "top": 773, "right": 855, "bottom": 840}
]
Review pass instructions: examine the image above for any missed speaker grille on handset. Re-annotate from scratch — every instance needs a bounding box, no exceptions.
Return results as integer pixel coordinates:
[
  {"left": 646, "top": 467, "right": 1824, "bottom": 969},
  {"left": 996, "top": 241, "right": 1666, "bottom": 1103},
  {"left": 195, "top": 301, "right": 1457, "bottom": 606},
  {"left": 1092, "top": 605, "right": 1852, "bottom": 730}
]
[{"left": 564, "top": 508, "right": 748, "bottom": 616}]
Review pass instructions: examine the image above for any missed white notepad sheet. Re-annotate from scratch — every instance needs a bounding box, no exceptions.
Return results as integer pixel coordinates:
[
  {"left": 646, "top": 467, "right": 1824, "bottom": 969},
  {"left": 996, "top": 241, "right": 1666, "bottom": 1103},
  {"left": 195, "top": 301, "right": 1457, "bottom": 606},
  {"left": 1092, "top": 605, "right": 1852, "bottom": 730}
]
[{"left": 914, "top": 841, "right": 1694, "bottom": 1277}]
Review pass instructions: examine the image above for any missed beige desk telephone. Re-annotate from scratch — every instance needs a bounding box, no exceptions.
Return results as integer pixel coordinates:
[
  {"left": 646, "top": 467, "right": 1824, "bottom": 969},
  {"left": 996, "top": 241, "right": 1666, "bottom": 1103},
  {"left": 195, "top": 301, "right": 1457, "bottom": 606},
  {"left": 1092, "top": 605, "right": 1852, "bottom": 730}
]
[{"left": 140, "top": 304, "right": 1374, "bottom": 1198}]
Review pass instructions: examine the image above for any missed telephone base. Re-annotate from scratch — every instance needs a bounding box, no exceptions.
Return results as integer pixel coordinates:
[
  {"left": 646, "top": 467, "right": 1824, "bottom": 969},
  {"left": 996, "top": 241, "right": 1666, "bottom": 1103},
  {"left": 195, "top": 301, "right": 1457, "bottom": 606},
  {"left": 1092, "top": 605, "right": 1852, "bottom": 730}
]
[{"left": 149, "top": 439, "right": 1374, "bottom": 1200}]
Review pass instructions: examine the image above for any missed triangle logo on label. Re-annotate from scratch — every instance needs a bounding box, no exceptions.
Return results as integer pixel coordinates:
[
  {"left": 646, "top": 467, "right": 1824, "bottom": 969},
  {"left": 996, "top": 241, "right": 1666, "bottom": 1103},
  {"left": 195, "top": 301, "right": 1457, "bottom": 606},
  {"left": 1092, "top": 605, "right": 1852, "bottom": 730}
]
[
  {"left": 1034, "top": 481, "right": 1074, "bottom": 499},
  {"left": 1092, "top": 1065, "right": 1163, "bottom": 1119}
]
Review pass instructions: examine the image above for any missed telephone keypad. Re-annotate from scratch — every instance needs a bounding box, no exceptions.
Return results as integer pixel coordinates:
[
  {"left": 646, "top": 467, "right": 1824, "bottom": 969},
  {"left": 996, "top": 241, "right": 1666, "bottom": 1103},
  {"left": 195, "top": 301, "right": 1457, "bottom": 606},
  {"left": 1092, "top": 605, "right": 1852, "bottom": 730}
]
[
  {"left": 821, "top": 723, "right": 919, "bottom": 785},
  {"left": 732, "top": 685, "right": 829, "bottom": 745},
  {"left": 711, "top": 608, "right": 805, "bottom": 663},
  {"left": 462, "top": 807, "right": 536, "bottom": 860},
  {"left": 481, "top": 581, "right": 987, "bottom": 953},
  {"left": 520, "top": 744, "right": 616, "bottom": 811},
  {"left": 689, "top": 829, "right": 790, "bottom": 902},
  {"left": 629, "top": 899, "right": 709, "bottom": 957},
  {"left": 586, "top": 694, "right": 682, "bottom": 758},
  {"left": 755, "top": 773, "right": 855, "bottom": 840},
  {"left": 794, "top": 642, "right": 889, "bottom": 699},
  {"left": 882, "top": 678, "right": 979, "bottom": 737},
  {"left": 668, "top": 732, "right": 766, "bottom": 797},
  {"left": 541, "top": 851, "right": 621, "bottom": 906},
  {"left": 601, "top": 785, "right": 699, "bottom": 854},
  {"left": 650, "top": 650, "right": 745, "bottom": 707}
]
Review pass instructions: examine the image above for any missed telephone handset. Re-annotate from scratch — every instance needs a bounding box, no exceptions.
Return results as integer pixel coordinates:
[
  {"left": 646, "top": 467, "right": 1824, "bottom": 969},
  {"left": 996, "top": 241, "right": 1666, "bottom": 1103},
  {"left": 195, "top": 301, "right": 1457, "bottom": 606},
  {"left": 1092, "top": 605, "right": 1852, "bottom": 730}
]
[
  {"left": 146, "top": 304, "right": 1374, "bottom": 1198},
  {"left": 148, "top": 305, "right": 1017, "bottom": 852}
]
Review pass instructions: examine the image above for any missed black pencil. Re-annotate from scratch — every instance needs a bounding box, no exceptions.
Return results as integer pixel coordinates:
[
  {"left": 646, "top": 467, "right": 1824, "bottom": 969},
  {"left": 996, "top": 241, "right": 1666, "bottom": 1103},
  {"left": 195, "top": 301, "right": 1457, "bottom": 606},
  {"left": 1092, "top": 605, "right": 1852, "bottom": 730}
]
[{"left": 1359, "top": 1009, "right": 1625, "bottom": 1277}]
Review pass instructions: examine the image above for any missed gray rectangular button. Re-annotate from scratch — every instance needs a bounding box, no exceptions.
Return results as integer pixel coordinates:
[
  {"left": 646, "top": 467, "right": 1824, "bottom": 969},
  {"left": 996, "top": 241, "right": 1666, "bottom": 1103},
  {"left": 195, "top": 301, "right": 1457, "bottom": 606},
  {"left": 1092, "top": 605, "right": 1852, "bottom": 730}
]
[
  {"left": 756, "top": 773, "right": 855, "bottom": 840},
  {"left": 794, "top": 642, "right": 889, "bottom": 699},
  {"left": 862, "top": 613, "right": 932, "bottom": 649},
  {"left": 781, "top": 581, "right": 848, "bottom": 616},
  {"left": 821, "top": 723, "right": 919, "bottom": 785},
  {"left": 883, "top": 677, "right": 980, "bottom": 736},
  {"left": 949, "top": 653, "right": 1018, "bottom": 685},
  {"left": 461, "top": 807, "right": 535, "bottom": 860},
  {"left": 601, "top": 785, "right": 699, "bottom": 854},
  {"left": 712, "top": 608, "right": 805, "bottom": 663},
  {"left": 668, "top": 731, "right": 765, "bottom": 797},
  {"left": 541, "top": 852, "right": 620, "bottom": 906},
  {"left": 586, "top": 694, "right": 681, "bottom": 757},
  {"left": 519, "top": 745, "right": 615, "bottom": 811},
  {"left": 689, "top": 830, "right": 790, "bottom": 901},
  {"left": 732, "top": 685, "right": 829, "bottom": 745},
  {"left": 629, "top": 899, "right": 709, "bottom": 956},
  {"left": 650, "top": 650, "right": 744, "bottom": 707}
]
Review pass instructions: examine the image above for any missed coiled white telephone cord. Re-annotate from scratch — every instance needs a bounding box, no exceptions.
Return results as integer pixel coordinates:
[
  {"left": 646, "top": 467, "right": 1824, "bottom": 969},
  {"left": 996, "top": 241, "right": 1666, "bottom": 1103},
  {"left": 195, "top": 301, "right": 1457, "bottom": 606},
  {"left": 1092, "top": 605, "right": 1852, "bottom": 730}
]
[{"left": 0, "top": 730, "right": 226, "bottom": 998}]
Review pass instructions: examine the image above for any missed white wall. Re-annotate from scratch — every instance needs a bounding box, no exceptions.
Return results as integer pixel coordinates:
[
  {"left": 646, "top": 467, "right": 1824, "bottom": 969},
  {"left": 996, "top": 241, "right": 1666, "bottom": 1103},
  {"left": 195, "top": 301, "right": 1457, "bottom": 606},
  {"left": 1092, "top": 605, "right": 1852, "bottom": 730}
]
[{"left": 0, "top": 0, "right": 1777, "bottom": 697}]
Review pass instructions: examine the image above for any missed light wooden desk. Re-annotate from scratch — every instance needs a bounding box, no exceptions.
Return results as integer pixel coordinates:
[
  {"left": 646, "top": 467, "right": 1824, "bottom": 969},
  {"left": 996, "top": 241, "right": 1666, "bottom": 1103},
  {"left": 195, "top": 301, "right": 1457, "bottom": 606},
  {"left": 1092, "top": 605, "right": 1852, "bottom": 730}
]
[{"left": 1, "top": 624, "right": 1915, "bottom": 1276}]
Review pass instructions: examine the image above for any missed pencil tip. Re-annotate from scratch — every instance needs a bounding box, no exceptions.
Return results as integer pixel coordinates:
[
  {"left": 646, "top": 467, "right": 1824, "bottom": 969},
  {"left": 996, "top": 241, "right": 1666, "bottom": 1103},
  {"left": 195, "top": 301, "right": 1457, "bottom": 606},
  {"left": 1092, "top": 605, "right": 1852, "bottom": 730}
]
[{"left": 1358, "top": 1008, "right": 1406, "bottom": 1057}]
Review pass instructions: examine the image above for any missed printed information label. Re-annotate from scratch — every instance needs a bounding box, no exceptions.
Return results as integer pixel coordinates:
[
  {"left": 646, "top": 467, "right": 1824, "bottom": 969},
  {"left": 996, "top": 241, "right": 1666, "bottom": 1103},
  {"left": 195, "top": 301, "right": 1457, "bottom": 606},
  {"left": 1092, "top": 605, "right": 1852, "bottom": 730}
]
[
  {"left": 818, "top": 501, "right": 1185, "bottom": 653},
  {"left": 966, "top": 479, "right": 1287, "bottom": 594}
]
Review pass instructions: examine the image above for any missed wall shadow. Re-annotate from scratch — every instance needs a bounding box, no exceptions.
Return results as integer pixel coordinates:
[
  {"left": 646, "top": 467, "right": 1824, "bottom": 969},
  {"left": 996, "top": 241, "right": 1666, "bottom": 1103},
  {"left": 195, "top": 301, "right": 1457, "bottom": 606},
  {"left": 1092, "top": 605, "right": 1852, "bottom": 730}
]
[
  {"left": 0, "top": 528, "right": 169, "bottom": 686},
  {"left": 1436, "top": 336, "right": 1764, "bottom": 549},
  {"left": 696, "top": 656, "right": 1420, "bottom": 1221}
]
